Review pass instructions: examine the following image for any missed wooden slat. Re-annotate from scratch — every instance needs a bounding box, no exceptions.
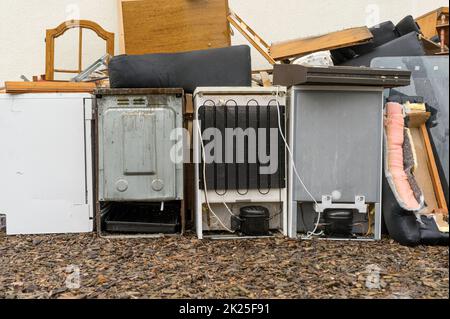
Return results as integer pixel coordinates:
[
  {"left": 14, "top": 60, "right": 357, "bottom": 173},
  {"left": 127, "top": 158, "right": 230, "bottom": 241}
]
[
  {"left": 270, "top": 27, "right": 373, "bottom": 61},
  {"left": 5, "top": 81, "right": 96, "bottom": 94},
  {"left": 78, "top": 28, "right": 83, "bottom": 73},
  {"left": 119, "top": 0, "right": 231, "bottom": 55},
  {"left": 420, "top": 35, "right": 447, "bottom": 55},
  {"left": 421, "top": 124, "right": 448, "bottom": 215},
  {"left": 260, "top": 71, "right": 272, "bottom": 87},
  {"left": 407, "top": 111, "right": 431, "bottom": 128},
  {"left": 434, "top": 212, "right": 449, "bottom": 233},
  {"left": 409, "top": 127, "right": 440, "bottom": 212},
  {"left": 227, "top": 11, "right": 275, "bottom": 65},
  {"left": 54, "top": 69, "right": 81, "bottom": 74}
]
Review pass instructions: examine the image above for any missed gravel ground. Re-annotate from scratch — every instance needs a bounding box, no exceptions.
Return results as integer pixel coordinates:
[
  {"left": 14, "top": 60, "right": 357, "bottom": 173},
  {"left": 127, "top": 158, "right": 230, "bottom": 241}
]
[{"left": 0, "top": 232, "right": 448, "bottom": 299}]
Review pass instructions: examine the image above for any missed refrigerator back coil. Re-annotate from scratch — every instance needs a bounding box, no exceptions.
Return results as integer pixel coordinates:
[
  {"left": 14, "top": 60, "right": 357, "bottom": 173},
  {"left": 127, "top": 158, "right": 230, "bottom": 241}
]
[
  {"left": 194, "top": 87, "right": 288, "bottom": 239},
  {"left": 198, "top": 100, "right": 286, "bottom": 194}
]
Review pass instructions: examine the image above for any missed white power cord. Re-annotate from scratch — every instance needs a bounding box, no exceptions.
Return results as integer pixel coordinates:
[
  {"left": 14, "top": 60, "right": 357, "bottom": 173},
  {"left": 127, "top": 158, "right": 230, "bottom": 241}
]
[
  {"left": 195, "top": 102, "right": 235, "bottom": 233},
  {"left": 275, "top": 86, "right": 323, "bottom": 239}
]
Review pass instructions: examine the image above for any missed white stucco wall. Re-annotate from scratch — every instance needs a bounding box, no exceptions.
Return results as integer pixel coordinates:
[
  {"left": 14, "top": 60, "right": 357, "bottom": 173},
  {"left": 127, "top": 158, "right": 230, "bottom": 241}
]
[{"left": 0, "top": 0, "right": 448, "bottom": 85}]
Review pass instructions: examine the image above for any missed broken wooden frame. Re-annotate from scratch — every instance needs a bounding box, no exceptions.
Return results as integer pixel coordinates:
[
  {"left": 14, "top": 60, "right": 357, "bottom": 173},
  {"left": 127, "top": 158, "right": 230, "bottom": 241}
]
[{"left": 45, "top": 20, "right": 115, "bottom": 81}]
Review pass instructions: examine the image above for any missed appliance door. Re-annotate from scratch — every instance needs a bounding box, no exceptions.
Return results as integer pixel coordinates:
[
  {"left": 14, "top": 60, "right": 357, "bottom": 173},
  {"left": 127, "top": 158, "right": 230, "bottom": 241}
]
[
  {"left": 102, "top": 107, "right": 177, "bottom": 201},
  {"left": 292, "top": 88, "right": 383, "bottom": 203},
  {"left": 0, "top": 94, "right": 93, "bottom": 235}
]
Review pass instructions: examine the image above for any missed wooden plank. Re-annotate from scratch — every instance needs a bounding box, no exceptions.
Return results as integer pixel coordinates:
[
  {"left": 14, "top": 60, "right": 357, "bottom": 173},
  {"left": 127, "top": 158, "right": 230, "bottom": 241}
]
[
  {"left": 227, "top": 11, "right": 275, "bottom": 65},
  {"left": 409, "top": 127, "right": 440, "bottom": 212},
  {"left": 269, "top": 27, "right": 373, "bottom": 61},
  {"left": 434, "top": 212, "right": 449, "bottom": 233},
  {"left": 54, "top": 69, "right": 81, "bottom": 74},
  {"left": 260, "top": 71, "right": 272, "bottom": 87},
  {"left": 119, "top": 0, "right": 231, "bottom": 55},
  {"left": 407, "top": 111, "right": 431, "bottom": 128},
  {"left": 78, "top": 27, "right": 83, "bottom": 73},
  {"left": 5, "top": 81, "right": 96, "bottom": 94},
  {"left": 421, "top": 124, "right": 448, "bottom": 215},
  {"left": 185, "top": 93, "right": 194, "bottom": 115},
  {"left": 45, "top": 29, "right": 56, "bottom": 81},
  {"left": 420, "top": 35, "right": 446, "bottom": 55}
]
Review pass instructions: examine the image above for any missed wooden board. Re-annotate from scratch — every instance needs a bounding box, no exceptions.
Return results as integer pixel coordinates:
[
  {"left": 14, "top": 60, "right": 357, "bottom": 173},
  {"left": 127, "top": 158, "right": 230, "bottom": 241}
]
[
  {"left": 227, "top": 10, "right": 275, "bottom": 65},
  {"left": 408, "top": 112, "right": 448, "bottom": 213},
  {"left": 269, "top": 27, "right": 373, "bottom": 61},
  {"left": 5, "top": 81, "right": 96, "bottom": 94},
  {"left": 420, "top": 35, "right": 447, "bottom": 55},
  {"left": 416, "top": 7, "right": 449, "bottom": 39},
  {"left": 410, "top": 127, "right": 440, "bottom": 212},
  {"left": 408, "top": 111, "right": 431, "bottom": 128},
  {"left": 118, "top": 0, "right": 231, "bottom": 55},
  {"left": 421, "top": 124, "right": 448, "bottom": 215}
]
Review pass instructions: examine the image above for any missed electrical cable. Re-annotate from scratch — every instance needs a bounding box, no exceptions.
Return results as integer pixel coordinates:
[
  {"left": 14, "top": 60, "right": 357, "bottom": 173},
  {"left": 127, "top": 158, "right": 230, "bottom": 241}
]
[
  {"left": 274, "top": 86, "right": 323, "bottom": 239},
  {"left": 195, "top": 100, "right": 235, "bottom": 233}
]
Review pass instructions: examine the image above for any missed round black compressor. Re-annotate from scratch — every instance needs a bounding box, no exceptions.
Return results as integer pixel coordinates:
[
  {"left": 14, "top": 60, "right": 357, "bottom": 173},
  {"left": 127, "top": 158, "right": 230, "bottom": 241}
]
[{"left": 231, "top": 206, "right": 271, "bottom": 236}]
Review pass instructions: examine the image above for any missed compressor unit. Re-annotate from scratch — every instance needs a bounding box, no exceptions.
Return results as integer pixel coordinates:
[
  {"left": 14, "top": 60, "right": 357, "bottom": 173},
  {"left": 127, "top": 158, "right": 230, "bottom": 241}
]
[
  {"left": 193, "top": 87, "right": 288, "bottom": 239},
  {"left": 95, "top": 88, "right": 184, "bottom": 235}
]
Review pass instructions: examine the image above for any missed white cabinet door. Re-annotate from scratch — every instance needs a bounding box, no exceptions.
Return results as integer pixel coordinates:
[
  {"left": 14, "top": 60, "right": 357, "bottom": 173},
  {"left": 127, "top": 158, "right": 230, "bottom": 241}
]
[{"left": 0, "top": 93, "right": 93, "bottom": 235}]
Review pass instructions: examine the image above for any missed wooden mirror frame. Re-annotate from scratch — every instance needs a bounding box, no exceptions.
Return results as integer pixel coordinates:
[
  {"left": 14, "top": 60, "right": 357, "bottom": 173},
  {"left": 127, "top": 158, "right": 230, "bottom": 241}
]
[{"left": 45, "top": 20, "right": 114, "bottom": 81}]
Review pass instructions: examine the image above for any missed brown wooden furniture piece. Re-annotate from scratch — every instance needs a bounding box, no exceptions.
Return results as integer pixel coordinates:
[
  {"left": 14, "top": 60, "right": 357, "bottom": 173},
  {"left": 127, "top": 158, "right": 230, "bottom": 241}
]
[
  {"left": 416, "top": 7, "right": 449, "bottom": 39},
  {"left": 45, "top": 20, "right": 115, "bottom": 81},
  {"left": 227, "top": 10, "right": 373, "bottom": 65},
  {"left": 437, "top": 10, "right": 449, "bottom": 52},
  {"left": 416, "top": 7, "right": 449, "bottom": 55},
  {"left": 118, "top": 0, "right": 231, "bottom": 55}
]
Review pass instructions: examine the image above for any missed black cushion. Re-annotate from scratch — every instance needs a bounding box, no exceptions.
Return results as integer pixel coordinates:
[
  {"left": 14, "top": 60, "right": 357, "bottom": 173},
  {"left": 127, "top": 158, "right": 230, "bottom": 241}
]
[
  {"left": 355, "top": 21, "right": 398, "bottom": 55},
  {"left": 109, "top": 45, "right": 252, "bottom": 93},
  {"left": 419, "top": 215, "right": 449, "bottom": 246},
  {"left": 332, "top": 16, "right": 423, "bottom": 65},
  {"left": 340, "top": 32, "right": 425, "bottom": 67},
  {"left": 332, "top": 21, "right": 397, "bottom": 64},
  {"left": 395, "top": 15, "right": 421, "bottom": 37}
]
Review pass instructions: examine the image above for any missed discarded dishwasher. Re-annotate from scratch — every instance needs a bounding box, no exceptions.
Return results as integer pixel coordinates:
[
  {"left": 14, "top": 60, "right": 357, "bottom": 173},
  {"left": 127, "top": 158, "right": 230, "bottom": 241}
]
[
  {"left": 95, "top": 88, "right": 184, "bottom": 236},
  {"left": 193, "top": 87, "right": 288, "bottom": 239}
]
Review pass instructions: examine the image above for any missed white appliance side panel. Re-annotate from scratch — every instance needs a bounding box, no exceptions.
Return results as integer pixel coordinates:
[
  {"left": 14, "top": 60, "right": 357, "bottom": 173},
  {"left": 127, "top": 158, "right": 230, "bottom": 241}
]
[{"left": 0, "top": 94, "right": 93, "bottom": 235}]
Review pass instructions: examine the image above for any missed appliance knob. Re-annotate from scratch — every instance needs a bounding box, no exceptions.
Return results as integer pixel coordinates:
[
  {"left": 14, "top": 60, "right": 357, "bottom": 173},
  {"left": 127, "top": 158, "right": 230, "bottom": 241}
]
[
  {"left": 152, "top": 179, "right": 164, "bottom": 191},
  {"left": 116, "top": 179, "right": 129, "bottom": 192}
]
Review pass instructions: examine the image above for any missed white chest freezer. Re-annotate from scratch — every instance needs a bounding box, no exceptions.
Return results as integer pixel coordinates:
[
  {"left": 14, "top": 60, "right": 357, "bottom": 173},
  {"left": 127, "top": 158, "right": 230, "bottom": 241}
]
[{"left": 0, "top": 93, "right": 94, "bottom": 235}]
